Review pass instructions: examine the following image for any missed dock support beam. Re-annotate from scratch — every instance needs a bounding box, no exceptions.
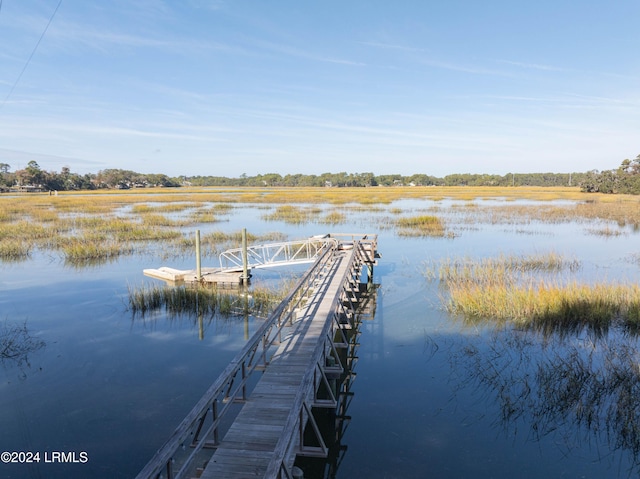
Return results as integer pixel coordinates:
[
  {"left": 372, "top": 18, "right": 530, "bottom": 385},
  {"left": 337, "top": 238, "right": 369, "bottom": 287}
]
[{"left": 196, "top": 229, "right": 202, "bottom": 281}]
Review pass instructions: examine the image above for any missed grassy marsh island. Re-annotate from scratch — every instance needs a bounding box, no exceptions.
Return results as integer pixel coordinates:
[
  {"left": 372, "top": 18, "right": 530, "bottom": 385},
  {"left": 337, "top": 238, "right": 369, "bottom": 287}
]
[{"left": 429, "top": 252, "right": 640, "bottom": 334}]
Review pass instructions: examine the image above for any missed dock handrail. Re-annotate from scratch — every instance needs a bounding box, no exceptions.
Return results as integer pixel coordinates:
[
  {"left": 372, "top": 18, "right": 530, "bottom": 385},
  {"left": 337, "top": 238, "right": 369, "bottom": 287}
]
[{"left": 135, "top": 241, "right": 338, "bottom": 479}]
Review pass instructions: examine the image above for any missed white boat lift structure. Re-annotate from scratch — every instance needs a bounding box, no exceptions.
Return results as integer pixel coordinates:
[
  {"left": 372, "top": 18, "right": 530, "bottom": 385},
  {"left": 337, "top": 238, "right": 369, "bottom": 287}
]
[{"left": 143, "top": 234, "right": 369, "bottom": 286}]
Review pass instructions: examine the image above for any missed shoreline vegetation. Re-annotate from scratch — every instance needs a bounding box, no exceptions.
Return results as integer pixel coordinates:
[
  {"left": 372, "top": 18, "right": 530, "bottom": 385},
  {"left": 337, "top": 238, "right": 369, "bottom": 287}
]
[{"left": 2, "top": 154, "right": 639, "bottom": 193}]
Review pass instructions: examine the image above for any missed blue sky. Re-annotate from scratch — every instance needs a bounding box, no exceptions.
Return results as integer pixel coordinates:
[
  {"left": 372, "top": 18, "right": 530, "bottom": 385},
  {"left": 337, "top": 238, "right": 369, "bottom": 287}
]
[{"left": 0, "top": 0, "right": 638, "bottom": 177}]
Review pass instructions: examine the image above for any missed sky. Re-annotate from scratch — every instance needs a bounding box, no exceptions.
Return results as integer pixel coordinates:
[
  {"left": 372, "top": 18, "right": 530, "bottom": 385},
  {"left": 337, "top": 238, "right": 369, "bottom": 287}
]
[{"left": 0, "top": 0, "right": 638, "bottom": 178}]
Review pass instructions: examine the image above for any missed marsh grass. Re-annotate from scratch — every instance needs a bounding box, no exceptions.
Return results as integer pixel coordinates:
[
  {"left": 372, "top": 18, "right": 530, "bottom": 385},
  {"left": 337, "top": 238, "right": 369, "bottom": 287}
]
[
  {"left": 0, "top": 239, "right": 32, "bottom": 261},
  {"left": 140, "top": 214, "right": 189, "bottom": 228},
  {"left": 189, "top": 208, "right": 220, "bottom": 224},
  {"left": 127, "top": 283, "right": 285, "bottom": 318},
  {"left": 397, "top": 215, "right": 448, "bottom": 237},
  {"left": 433, "top": 252, "right": 640, "bottom": 333},
  {"left": 58, "top": 236, "right": 135, "bottom": 264},
  {"left": 4, "top": 186, "right": 640, "bottom": 270},
  {"left": 263, "top": 205, "right": 322, "bottom": 224},
  {"left": 320, "top": 211, "right": 346, "bottom": 225},
  {"left": 132, "top": 202, "right": 199, "bottom": 214}
]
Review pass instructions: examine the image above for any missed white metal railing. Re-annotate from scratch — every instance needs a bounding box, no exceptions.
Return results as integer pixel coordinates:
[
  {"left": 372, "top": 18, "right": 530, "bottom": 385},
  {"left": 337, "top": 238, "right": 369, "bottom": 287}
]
[{"left": 218, "top": 235, "right": 337, "bottom": 272}]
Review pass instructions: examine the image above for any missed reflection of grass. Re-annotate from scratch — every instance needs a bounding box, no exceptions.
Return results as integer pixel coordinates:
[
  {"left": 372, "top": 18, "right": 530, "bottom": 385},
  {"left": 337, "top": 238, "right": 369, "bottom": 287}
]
[
  {"left": 586, "top": 225, "right": 626, "bottom": 237},
  {"left": 1, "top": 320, "right": 45, "bottom": 366},
  {"left": 452, "top": 330, "right": 640, "bottom": 471}
]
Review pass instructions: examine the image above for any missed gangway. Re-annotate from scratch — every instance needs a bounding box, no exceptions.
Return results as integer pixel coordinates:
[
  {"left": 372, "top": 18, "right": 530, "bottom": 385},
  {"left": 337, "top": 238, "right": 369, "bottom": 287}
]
[{"left": 218, "top": 234, "right": 335, "bottom": 271}]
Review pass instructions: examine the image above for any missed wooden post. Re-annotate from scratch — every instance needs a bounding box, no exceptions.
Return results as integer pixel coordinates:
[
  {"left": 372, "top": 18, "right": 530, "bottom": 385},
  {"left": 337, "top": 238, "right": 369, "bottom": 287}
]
[
  {"left": 241, "top": 228, "right": 249, "bottom": 286},
  {"left": 195, "top": 229, "right": 202, "bottom": 281}
]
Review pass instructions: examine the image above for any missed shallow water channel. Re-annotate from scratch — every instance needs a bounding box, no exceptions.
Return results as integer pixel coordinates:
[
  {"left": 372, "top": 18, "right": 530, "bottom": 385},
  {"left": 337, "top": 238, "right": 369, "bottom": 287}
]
[{"left": 2, "top": 196, "right": 640, "bottom": 478}]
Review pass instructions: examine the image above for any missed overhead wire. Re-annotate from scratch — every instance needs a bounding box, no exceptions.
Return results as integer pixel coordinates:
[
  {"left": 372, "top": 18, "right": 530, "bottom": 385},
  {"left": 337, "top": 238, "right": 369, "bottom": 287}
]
[{"left": 1, "top": 0, "right": 63, "bottom": 109}]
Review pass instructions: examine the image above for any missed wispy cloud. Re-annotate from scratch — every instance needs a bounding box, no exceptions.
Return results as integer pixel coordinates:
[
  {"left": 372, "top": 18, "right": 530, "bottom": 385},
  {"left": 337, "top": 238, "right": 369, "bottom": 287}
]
[
  {"left": 249, "top": 38, "right": 366, "bottom": 66},
  {"left": 419, "top": 58, "right": 512, "bottom": 76},
  {"left": 359, "top": 41, "right": 426, "bottom": 53},
  {"left": 497, "top": 59, "right": 568, "bottom": 72},
  {"left": 0, "top": 148, "right": 102, "bottom": 168},
  {"left": 48, "top": 20, "right": 237, "bottom": 55}
]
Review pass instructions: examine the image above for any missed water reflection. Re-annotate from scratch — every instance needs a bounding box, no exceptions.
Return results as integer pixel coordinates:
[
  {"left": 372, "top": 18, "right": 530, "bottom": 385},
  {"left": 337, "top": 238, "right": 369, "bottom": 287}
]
[
  {"left": 449, "top": 326, "right": 640, "bottom": 474},
  {"left": 0, "top": 320, "right": 45, "bottom": 374},
  {"left": 295, "top": 282, "right": 379, "bottom": 478}
]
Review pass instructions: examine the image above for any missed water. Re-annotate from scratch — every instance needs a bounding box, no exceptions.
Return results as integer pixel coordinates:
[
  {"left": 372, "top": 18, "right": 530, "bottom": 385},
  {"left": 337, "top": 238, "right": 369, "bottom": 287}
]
[{"left": 1, "top": 197, "right": 640, "bottom": 478}]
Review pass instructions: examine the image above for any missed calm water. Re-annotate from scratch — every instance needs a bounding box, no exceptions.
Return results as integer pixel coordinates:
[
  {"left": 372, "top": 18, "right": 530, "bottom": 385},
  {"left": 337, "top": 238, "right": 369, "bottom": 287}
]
[{"left": 2, "top": 198, "right": 640, "bottom": 478}]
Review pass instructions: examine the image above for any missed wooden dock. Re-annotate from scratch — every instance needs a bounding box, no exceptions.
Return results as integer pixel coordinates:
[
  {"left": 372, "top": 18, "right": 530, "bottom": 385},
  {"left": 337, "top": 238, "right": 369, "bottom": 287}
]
[
  {"left": 136, "top": 234, "right": 378, "bottom": 479},
  {"left": 200, "top": 249, "right": 353, "bottom": 478}
]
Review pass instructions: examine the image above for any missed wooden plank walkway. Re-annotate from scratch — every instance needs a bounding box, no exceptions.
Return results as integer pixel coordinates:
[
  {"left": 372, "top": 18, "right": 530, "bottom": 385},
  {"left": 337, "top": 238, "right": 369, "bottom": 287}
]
[{"left": 199, "top": 249, "right": 353, "bottom": 478}]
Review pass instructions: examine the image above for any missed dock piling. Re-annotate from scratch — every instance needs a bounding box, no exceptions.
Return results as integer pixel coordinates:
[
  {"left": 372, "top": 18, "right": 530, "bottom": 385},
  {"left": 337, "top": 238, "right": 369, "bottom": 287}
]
[{"left": 195, "top": 229, "right": 202, "bottom": 281}]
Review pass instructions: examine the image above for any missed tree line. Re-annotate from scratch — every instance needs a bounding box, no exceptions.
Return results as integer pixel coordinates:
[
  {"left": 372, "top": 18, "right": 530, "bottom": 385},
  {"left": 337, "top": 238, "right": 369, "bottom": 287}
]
[
  {"left": 0, "top": 161, "right": 179, "bottom": 191},
  {"left": 1, "top": 157, "right": 638, "bottom": 193},
  {"left": 579, "top": 154, "right": 640, "bottom": 194}
]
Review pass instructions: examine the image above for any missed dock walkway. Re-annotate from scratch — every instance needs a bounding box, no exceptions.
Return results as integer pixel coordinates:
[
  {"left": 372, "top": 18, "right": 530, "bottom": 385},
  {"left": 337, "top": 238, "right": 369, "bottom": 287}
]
[
  {"left": 200, "top": 249, "right": 353, "bottom": 478},
  {"left": 136, "top": 234, "right": 378, "bottom": 479}
]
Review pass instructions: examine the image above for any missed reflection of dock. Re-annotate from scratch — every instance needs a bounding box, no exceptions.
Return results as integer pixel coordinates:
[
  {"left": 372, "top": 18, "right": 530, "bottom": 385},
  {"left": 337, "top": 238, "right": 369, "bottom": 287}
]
[{"left": 136, "top": 234, "right": 379, "bottom": 479}]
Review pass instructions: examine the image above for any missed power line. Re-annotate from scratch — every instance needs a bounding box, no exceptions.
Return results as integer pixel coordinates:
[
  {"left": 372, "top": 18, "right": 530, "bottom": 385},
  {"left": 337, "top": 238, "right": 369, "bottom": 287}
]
[{"left": 1, "top": 0, "right": 63, "bottom": 109}]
